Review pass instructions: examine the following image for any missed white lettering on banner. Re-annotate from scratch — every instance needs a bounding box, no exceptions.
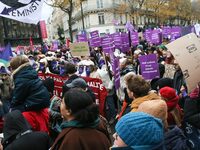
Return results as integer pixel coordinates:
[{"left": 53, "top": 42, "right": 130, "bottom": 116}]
[{"left": 87, "top": 82, "right": 103, "bottom": 91}]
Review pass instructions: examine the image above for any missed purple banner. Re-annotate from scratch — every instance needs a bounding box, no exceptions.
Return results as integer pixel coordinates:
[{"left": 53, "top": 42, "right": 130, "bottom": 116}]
[
  {"left": 131, "top": 32, "right": 139, "bottom": 46},
  {"left": 77, "top": 33, "right": 88, "bottom": 42},
  {"left": 125, "top": 21, "right": 134, "bottom": 32},
  {"left": 139, "top": 54, "right": 160, "bottom": 80},
  {"left": 101, "top": 35, "right": 114, "bottom": 54},
  {"left": 89, "top": 30, "right": 101, "bottom": 47},
  {"left": 120, "top": 33, "right": 130, "bottom": 53}
]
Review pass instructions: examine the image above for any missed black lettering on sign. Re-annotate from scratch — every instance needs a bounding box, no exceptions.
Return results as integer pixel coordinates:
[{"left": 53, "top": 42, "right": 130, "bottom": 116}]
[
  {"left": 183, "top": 70, "right": 190, "bottom": 79},
  {"left": 186, "top": 44, "right": 197, "bottom": 53}
]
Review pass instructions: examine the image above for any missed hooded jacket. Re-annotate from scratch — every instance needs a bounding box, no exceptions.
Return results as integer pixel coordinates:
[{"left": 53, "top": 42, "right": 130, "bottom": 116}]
[
  {"left": 11, "top": 63, "right": 50, "bottom": 112},
  {"left": 131, "top": 92, "right": 161, "bottom": 112},
  {"left": 3, "top": 110, "right": 50, "bottom": 150}
]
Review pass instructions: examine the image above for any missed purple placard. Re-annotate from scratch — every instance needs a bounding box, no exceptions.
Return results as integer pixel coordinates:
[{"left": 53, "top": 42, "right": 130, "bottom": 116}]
[
  {"left": 114, "top": 57, "right": 120, "bottom": 90},
  {"left": 162, "top": 26, "right": 171, "bottom": 39},
  {"left": 120, "top": 33, "right": 130, "bottom": 53},
  {"left": 125, "top": 21, "right": 134, "bottom": 32},
  {"left": 139, "top": 54, "right": 160, "bottom": 80},
  {"left": 171, "top": 26, "right": 181, "bottom": 41},
  {"left": 77, "top": 33, "right": 88, "bottom": 42},
  {"left": 101, "top": 35, "right": 114, "bottom": 54},
  {"left": 144, "top": 29, "right": 152, "bottom": 43},
  {"left": 131, "top": 32, "right": 139, "bottom": 46},
  {"left": 112, "top": 33, "right": 122, "bottom": 49},
  {"left": 89, "top": 30, "right": 101, "bottom": 47},
  {"left": 151, "top": 29, "right": 162, "bottom": 45}
]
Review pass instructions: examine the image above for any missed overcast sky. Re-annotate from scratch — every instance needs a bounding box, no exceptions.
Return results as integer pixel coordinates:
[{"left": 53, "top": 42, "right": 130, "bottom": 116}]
[{"left": 41, "top": 2, "right": 53, "bottom": 22}]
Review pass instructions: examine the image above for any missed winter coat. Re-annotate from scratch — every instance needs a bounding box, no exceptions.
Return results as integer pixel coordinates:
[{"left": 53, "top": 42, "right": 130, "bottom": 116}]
[
  {"left": 3, "top": 110, "right": 50, "bottom": 150},
  {"left": 131, "top": 92, "right": 161, "bottom": 112},
  {"left": 11, "top": 63, "right": 50, "bottom": 112},
  {"left": 184, "top": 87, "right": 200, "bottom": 129},
  {"left": 164, "top": 126, "right": 190, "bottom": 150},
  {"left": 51, "top": 121, "right": 111, "bottom": 150}
]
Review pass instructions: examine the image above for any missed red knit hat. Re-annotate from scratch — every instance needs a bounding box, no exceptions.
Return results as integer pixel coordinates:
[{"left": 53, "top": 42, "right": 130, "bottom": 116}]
[{"left": 159, "top": 86, "right": 177, "bottom": 100}]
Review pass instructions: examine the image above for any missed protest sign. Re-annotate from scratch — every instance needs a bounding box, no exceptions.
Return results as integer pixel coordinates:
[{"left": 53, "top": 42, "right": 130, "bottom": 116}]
[
  {"left": 77, "top": 33, "right": 88, "bottom": 42},
  {"left": 101, "top": 35, "right": 114, "bottom": 53},
  {"left": 89, "top": 30, "right": 101, "bottom": 47},
  {"left": 151, "top": 30, "right": 162, "bottom": 45},
  {"left": 162, "top": 26, "right": 171, "bottom": 39},
  {"left": 194, "top": 24, "right": 200, "bottom": 36},
  {"left": 69, "top": 42, "right": 89, "bottom": 56},
  {"left": 166, "top": 33, "right": 200, "bottom": 92},
  {"left": 139, "top": 54, "right": 160, "bottom": 80},
  {"left": 131, "top": 32, "right": 139, "bottom": 46},
  {"left": 112, "top": 33, "right": 122, "bottom": 49},
  {"left": 171, "top": 26, "right": 181, "bottom": 41},
  {"left": 121, "top": 33, "right": 130, "bottom": 53}
]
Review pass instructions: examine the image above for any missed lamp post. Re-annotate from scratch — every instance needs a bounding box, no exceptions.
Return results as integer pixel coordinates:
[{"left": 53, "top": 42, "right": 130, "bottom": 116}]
[{"left": 80, "top": 0, "right": 85, "bottom": 31}]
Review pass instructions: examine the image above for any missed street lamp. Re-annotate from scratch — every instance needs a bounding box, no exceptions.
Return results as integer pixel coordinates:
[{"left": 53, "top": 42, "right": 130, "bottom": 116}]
[{"left": 80, "top": 0, "right": 86, "bottom": 31}]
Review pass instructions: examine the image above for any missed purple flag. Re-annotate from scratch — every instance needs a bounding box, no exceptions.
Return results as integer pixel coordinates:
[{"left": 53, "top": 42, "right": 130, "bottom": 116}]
[
  {"left": 125, "top": 21, "right": 134, "bottom": 32},
  {"left": 77, "top": 33, "right": 88, "bottom": 42},
  {"left": 131, "top": 32, "right": 139, "bottom": 46},
  {"left": 89, "top": 30, "right": 101, "bottom": 47},
  {"left": 52, "top": 40, "right": 58, "bottom": 51},
  {"left": 139, "top": 54, "right": 160, "bottom": 80}
]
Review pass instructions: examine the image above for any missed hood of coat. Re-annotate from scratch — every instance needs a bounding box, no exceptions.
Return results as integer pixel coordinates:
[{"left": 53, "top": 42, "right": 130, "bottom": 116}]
[{"left": 3, "top": 110, "right": 31, "bottom": 143}]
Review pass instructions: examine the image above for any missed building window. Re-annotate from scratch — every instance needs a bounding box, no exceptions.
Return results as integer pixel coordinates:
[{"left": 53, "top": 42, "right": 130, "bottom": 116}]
[
  {"left": 98, "top": 13, "right": 105, "bottom": 25},
  {"left": 97, "top": 0, "right": 103, "bottom": 8}
]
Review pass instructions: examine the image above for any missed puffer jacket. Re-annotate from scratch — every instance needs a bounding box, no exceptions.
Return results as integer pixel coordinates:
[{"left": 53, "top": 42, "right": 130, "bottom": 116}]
[{"left": 11, "top": 63, "right": 50, "bottom": 112}]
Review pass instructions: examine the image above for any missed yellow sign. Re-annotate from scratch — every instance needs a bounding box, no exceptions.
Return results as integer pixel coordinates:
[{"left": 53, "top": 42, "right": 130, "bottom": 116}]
[{"left": 70, "top": 42, "right": 89, "bottom": 56}]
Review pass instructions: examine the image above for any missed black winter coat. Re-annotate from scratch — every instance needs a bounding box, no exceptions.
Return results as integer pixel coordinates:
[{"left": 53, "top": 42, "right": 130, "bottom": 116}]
[
  {"left": 11, "top": 63, "right": 50, "bottom": 112},
  {"left": 3, "top": 110, "right": 50, "bottom": 150}
]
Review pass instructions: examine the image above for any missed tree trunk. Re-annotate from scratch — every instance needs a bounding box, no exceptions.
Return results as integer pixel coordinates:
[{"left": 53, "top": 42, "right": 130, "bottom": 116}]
[{"left": 68, "top": 11, "right": 73, "bottom": 42}]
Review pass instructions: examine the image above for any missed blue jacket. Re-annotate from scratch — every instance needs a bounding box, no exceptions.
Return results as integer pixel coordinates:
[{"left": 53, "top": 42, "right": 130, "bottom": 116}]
[{"left": 11, "top": 63, "right": 50, "bottom": 112}]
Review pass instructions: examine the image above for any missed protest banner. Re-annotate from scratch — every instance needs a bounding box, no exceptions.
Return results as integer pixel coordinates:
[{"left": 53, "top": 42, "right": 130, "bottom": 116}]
[
  {"left": 38, "top": 73, "right": 108, "bottom": 116},
  {"left": 171, "top": 26, "right": 181, "bottom": 41},
  {"left": 121, "top": 33, "right": 130, "bottom": 53},
  {"left": 139, "top": 54, "right": 160, "bottom": 80},
  {"left": 0, "top": 0, "right": 44, "bottom": 24},
  {"left": 112, "top": 33, "right": 122, "bottom": 49},
  {"left": 151, "top": 29, "right": 162, "bottom": 45},
  {"left": 101, "top": 35, "right": 114, "bottom": 53},
  {"left": 162, "top": 26, "right": 171, "bottom": 39},
  {"left": 69, "top": 42, "right": 90, "bottom": 56},
  {"left": 40, "top": 20, "right": 48, "bottom": 39},
  {"left": 166, "top": 33, "right": 200, "bottom": 93}
]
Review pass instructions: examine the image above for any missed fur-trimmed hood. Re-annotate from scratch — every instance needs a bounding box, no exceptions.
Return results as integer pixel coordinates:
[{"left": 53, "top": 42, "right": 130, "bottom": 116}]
[{"left": 11, "top": 62, "right": 31, "bottom": 79}]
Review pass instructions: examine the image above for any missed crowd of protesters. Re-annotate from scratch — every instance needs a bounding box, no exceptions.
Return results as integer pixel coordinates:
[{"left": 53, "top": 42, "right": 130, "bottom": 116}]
[{"left": 0, "top": 34, "right": 200, "bottom": 150}]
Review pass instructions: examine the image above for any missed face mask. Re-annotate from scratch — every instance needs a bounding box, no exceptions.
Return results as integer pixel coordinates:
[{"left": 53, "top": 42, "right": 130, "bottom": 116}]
[
  {"left": 51, "top": 61, "right": 57, "bottom": 70},
  {"left": 78, "top": 66, "right": 84, "bottom": 74},
  {"left": 86, "top": 66, "right": 90, "bottom": 77},
  {"left": 39, "top": 63, "right": 45, "bottom": 71},
  {"left": 59, "top": 66, "right": 65, "bottom": 76}
]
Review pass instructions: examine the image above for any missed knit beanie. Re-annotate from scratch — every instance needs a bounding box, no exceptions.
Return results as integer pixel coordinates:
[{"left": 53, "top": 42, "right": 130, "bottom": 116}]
[
  {"left": 115, "top": 112, "right": 164, "bottom": 147},
  {"left": 159, "top": 86, "right": 177, "bottom": 100},
  {"left": 156, "top": 78, "right": 174, "bottom": 90}
]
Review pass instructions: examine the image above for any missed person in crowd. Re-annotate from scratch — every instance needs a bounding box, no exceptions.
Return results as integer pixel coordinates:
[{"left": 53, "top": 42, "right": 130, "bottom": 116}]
[
  {"left": 98, "top": 56, "right": 116, "bottom": 124},
  {"left": 125, "top": 74, "right": 160, "bottom": 112},
  {"left": 10, "top": 55, "right": 50, "bottom": 133},
  {"left": 51, "top": 89, "right": 111, "bottom": 150},
  {"left": 89, "top": 64, "right": 101, "bottom": 79},
  {"left": 66, "top": 77, "right": 96, "bottom": 102},
  {"left": 163, "top": 51, "right": 176, "bottom": 79},
  {"left": 111, "top": 112, "right": 165, "bottom": 150},
  {"left": 151, "top": 77, "right": 174, "bottom": 92},
  {"left": 159, "top": 86, "right": 183, "bottom": 127},
  {"left": 62, "top": 62, "right": 79, "bottom": 96},
  {"left": 2, "top": 110, "right": 50, "bottom": 150},
  {"left": 137, "top": 100, "right": 190, "bottom": 150},
  {"left": 43, "top": 78, "right": 62, "bottom": 140}
]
